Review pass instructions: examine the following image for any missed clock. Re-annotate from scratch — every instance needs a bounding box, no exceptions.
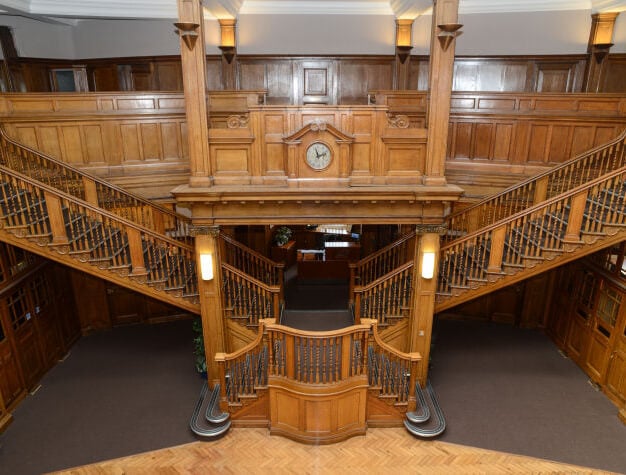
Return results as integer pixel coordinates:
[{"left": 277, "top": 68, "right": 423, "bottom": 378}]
[{"left": 305, "top": 142, "right": 332, "bottom": 170}]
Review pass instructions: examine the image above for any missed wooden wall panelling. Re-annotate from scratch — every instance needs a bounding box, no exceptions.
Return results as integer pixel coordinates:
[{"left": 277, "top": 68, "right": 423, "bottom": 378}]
[
  {"left": 602, "top": 55, "right": 626, "bottom": 93},
  {"left": 154, "top": 60, "right": 183, "bottom": 91},
  {"left": 205, "top": 57, "right": 223, "bottom": 91},
  {"left": 297, "top": 60, "right": 336, "bottom": 105},
  {"left": 238, "top": 59, "right": 294, "bottom": 105},
  {"left": 88, "top": 64, "right": 120, "bottom": 92},
  {"left": 337, "top": 58, "right": 394, "bottom": 105}
]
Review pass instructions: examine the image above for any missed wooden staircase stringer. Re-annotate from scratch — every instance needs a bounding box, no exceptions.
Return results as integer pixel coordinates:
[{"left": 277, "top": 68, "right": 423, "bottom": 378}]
[
  {"left": 435, "top": 228, "right": 626, "bottom": 314},
  {"left": 0, "top": 226, "right": 200, "bottom": 315}
]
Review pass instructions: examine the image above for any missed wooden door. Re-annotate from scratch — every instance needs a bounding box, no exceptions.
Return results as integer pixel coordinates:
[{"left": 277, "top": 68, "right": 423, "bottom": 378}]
[
  {"left": 0, "top": 318, "right": 25, "bottom": 408},
  {"left": 606, "top": 349, "right": 626, "bottom": 404},
  {"left": 585, "top": 283, "right": 622, "bottom": 383},
  {"left": 565, "top": 269, "right": 596, "bottom": 364},
  {"left": 30, "top": 275, "right": 63, "bottom": 367},
  {"left": 5, "top": 287, "right": 45, "bottom": 389}
]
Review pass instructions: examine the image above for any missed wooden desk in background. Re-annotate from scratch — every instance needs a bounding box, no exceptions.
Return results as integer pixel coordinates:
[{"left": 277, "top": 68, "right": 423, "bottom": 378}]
[{"left": 297, "top": 242, "right": 360, "bottom": 281}]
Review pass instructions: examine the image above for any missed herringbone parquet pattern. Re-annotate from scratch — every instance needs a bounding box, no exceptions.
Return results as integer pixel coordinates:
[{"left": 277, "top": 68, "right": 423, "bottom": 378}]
[{"left": 51, "top": 428, "right": 615, "bottom": 475}]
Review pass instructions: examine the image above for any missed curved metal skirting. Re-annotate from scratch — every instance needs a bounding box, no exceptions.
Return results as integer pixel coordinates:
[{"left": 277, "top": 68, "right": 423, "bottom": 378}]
[
  {"left": 405, "top": 380, "right": 431, "bottom": 424},
  {"left": 190, "top": 382, "right": 231, "bottom": 438},
  {"left": 404, "top": 381, "right": 446, "bottom": 438}
]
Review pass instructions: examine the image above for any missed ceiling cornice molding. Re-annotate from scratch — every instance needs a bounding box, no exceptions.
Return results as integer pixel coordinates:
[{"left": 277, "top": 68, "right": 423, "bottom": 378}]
[
  {"left": 27, "top": 0, "right": 177, "bottom": 19},
  {"left": 460, "top": 0, "right": 591, "bottom": 14},
  {"left": 203, "top": 0, "right": 244, "bottom": 19},
  {"left": 239, "top": 1, "right": 393, "bottom": 15},
  {"left": 389, "top": 0, "right": 432, "bottom": 19},
  {"left": 592, "top": 0, "right": 626, "bottom": 12}
]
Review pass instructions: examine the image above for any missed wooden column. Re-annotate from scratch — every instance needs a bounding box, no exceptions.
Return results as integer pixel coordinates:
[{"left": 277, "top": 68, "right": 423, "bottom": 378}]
[
  {"left": 424, "top": 0, "right": 461, "bottom": 186},
  {"left": 583, "top": 12, "right": 619, "bottom": 93},
  {"left": 192, "top": 225, "right": 225, "bottom": 385},
  {"left": 409, "top": 228, "right": 442, "bottom": 386},
  {"left": 176, "top": 0, "right": 212, "bottom": 187}
]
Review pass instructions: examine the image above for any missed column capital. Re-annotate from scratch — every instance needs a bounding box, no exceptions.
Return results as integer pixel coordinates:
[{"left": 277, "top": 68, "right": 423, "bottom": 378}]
[{"left": 190, "top": 225, "right": 220, "bottom": 237}]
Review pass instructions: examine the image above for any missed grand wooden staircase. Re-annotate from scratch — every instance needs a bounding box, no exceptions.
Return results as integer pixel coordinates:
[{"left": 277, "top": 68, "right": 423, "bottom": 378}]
[
  {"left": 1, "top": 125, "right": 625, "bottom": 442},
  {"left": 349, "top": 129, "right": 626, "bottom": 319}
]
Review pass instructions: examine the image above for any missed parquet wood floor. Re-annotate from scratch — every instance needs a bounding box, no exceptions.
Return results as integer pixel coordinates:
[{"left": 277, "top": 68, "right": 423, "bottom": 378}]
[{"left": 51, "top": 427, "right": 617, "bottom": 475}]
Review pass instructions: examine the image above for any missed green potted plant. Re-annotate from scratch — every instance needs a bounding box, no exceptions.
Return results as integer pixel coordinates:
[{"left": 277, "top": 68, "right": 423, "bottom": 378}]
[
  {"left": 192, "top": 317, "right": 207, "bottom": 378},
  {"left": 274, "top": 226, "right": 292, "bottom": 246}
]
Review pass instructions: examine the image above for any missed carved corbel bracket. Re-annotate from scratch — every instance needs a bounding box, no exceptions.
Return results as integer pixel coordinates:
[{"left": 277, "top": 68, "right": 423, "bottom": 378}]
[
  {"left": 436, "top": 23, "right": 463, "bottom": 52},
  {"left": 174, "top": 22, "right": 200, "bottom": 51}
]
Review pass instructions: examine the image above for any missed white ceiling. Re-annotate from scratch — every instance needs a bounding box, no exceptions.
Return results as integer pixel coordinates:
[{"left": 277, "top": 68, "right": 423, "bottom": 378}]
[{"left": 0, "top": 0, "right": 625, "bottom": 22}]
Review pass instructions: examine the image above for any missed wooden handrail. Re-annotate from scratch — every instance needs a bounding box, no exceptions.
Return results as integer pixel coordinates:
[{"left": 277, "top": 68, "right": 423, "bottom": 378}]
[
  {"left": 215, "top": 319, "right": 420, "bottom": 409},
  {"left": 353, "top": 261, "right": 414, "bottom": 326},
  {"left": 438, "top": 166, "right": 626, "bottom": 300},
  {"left": 0, "top": 164, "right": 198, "bottom": 307},
  {"left": 349, "top": 231, "right": 415, "bottom": 296},
  {"left": 219, "top": 232, "right": 284, "bottom": 288},
  {"left": 221, "top": 263, "right": 281, "bottom": 326},
  {"left": 445, "top": 128, "right": 626, "bottom": 242},
  {"left": 0, "top": 127, "right": 192, "bottom": 238}
]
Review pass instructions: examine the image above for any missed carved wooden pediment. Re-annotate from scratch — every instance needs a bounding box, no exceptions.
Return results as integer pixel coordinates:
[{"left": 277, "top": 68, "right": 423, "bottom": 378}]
[{"left": 283, "top": 120, "right": 354, "bottom": 144}]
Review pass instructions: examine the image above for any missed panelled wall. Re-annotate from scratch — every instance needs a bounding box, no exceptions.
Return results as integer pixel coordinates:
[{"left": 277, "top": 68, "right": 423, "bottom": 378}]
[
  {"left": 1, "top": 91, "right": 624, "bottom": 200},
  {"left": 546, "top": 245, "right": 626, "bottom": 421},
  {"left": 0, "top": 245, "right": 79, "bottom": 430},
  {"left": 3, "top": 54, "right": 626, "bottom": 98}
]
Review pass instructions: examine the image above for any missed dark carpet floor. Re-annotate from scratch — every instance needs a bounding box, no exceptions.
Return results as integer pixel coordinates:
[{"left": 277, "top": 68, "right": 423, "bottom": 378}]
[{"left": 1, "top": 317, "right": 625, "bottom": 474}]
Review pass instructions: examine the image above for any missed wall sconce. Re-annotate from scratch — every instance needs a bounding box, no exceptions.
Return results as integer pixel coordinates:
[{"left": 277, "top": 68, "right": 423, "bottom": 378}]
[
  {"left": 421, "top": 251, "right": 436, "bottom": 280},
  {"left": 437, "top": 23, "right": 463, "bottom": 52},
  {"left": 219, "top": 19, "right": 237, "bottom": 64},
  {"left": 589, "top": 12, "right": 618, "bottom": 64},
  {"left": 174, "top": 22, "right": 200, "bottom": 51},
  {"left": 395, "top": 19, "right": 414, "bottom": 64},
  {"left": 200, "top": 253, "right": 214, "bottom": 281}
]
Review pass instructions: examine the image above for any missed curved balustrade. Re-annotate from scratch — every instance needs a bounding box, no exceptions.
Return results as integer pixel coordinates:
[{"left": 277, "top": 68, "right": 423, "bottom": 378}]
[
  {"left": 215, "top": 319, "right": 420, "bottom": 413},
  {"left": 438, "top": 167, "right": 626, "bottom": 306},
  {"left": 0, "top": 165, "right": 199, "bottom": 311},
  {"left": 0, "top": 128, "right": 191, "bottom": 240},
  {"left": 445, "top": 129, "right": 626, "bottom": 242},
  {"left": 353, "top": 261, "right": 413, "bottom": 326},
  {"left": 221, "top": 263, "right": 281, "bottom": 327}
]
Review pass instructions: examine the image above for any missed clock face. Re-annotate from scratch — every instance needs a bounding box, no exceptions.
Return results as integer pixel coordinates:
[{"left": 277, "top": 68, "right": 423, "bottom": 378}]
[{"left": 305, "top": 142, "right": 332, "bottom": 170}]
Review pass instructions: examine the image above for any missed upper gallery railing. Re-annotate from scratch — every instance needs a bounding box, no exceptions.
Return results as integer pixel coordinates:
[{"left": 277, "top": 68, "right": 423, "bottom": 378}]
[
  {"left": 0, "top": 128, "right": 192, "bottom": 241},
  {"left": 444, "top": 128, "right": 626, "bottom": 243}
]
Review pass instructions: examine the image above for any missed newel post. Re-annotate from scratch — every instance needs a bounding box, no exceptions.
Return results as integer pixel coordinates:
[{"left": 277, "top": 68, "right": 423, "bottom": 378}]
[
  {"left": 564, "top": 190, "right": 589, "bottom": 243},
  {"left": 192, "top": 225, "right": 226, "bottom": 385},
  {"left": 409, "top": 226, "right": 443, "bottom": 386}
]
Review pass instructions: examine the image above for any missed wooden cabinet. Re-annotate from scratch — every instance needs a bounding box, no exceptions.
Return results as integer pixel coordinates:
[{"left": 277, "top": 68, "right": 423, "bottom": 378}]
[{"left": 606, "top": 349, "right": 626, "bottom": 404}]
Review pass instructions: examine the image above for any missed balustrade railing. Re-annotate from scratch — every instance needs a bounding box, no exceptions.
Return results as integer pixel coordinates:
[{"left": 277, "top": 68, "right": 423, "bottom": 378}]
[
  {"left": 368, "top": 324, "right": 420, "bottom": 404},
  {"left": 215, "top": 319, "right": 421, "bottom": 411},
  {"left": 0, "top": 165, "right": 198, "bottom": 305},
  {"left": 350, "top": 232, "right": 415, "bottom": 294},
  {"left": 0, "top": 128, "right": 191, "bottom": 240},
  {"left": 220, "top": 232, "right": 284, "bottom": 288},
  {"left": 221, "top": 263, "right": 281, "bottom": 326},
  {"left": 438, "top": 167, "right": 626, "bottom": 301},
  {"left": 353, "top": 261, "right": 414, "bottom": 326},
  {"left": 445, "top": 129, "right": 626, "bottom": 242}
]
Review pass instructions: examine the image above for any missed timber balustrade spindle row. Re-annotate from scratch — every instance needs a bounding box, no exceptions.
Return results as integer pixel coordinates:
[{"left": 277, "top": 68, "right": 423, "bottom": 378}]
[{"left": 445, "top": 130, "right": 626, "bottom": 241}]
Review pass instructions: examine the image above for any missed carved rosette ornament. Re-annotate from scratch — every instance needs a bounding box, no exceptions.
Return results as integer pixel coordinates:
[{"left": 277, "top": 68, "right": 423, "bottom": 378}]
[
  {"left": 189, "top": 225, "right": 220, "bottom": 237},
  {"left": 387, "top": 114, "right": 410, "bottom": 128},
  {"left": 309, "top": 119, "right": 327, "bottom": 132},
  {"left": 226, "top": 115, "right": 249, "bottom": 128}
]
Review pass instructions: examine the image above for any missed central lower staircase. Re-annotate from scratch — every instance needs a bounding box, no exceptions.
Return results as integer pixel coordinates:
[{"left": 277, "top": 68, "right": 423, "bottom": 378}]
[{"left": 0, "top": 126, "right": 625, "bottom": 443}]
